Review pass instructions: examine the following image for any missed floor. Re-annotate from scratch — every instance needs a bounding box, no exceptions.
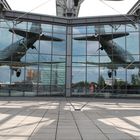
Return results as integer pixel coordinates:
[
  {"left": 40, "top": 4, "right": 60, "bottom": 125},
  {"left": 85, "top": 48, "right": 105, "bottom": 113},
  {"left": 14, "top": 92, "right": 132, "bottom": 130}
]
[{"left": 0, "top": 97, "right": 140, "bottom": 140}]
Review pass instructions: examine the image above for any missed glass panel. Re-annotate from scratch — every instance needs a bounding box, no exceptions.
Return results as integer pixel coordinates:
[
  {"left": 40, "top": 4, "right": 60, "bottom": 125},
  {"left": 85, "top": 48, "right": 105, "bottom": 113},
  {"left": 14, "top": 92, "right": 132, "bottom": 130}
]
[
  {"left": 51, "top": 63, "right": 65, "bottom": 96},
  {"left": 52, "top": 55, "right": 65, "bottom": 62},
  {"left": 104, "top": 25, "right": 112, "bottom": 33},
  {"left": 0, "top": 23, "right": 12, "bottom": 96},
  {"left": 40, "top": 40, "right": 52, "bottom": 55},
  {"left": 114, "top": 68, "right": 127, "bottom": 95},
  {"left": 113, "top": 35, "right": 126, "bottom": 52},
  {"left": 128, "top": 68, "right": 140, "bottom": 94},
  {"left": 10, "top": 67, "right": 25, "bottom": 96},
  {"left": 73, "top": 35, "right": 86, "bottom": 55},
  {"left": 99, "top": 67, "right": 109, "bottom": 93},
  {"left": 73, "top": 26, "right": 86, "bottom": 34},
  {"left": 86, "top": 56, "right": 100, "bottom": 76},
  {"left": 0, "top": 20, "right": 13, "bottom": 29},
  {"left": 0, "top": 66, "right": 11, "bottom": 96},
  {"left": 87, "top": 26, "right": 95, "bottom": 34},
  {"left": 112, "top": 24, "right": 125, "bottom": 32},
  {"left": 53, "top": 25, "right": 66, "bottom": 34},
  {"left": 37, "top": 64, "right": 51, "bottom": 96},
  {"left": 72, "top": 56, "right": 86, "bottom": 65},
  {"left": 72, "top": 66, "right": 86, "bottom": 96},
  {"left": 52, "top": 34, "right": 66, "bottom": 55},
  {"left": 42, "top": 23, "right": 52, "bottom": 32},
  {"left": 0, "top": 28, "right": 13, "bottom": 50},
  {"left": 87, "top": 41, "right": 99, "bottom": 56},
  {"left": 14, "top": 21, "right": 27, "bottom": 30},
  {"left": 126, "top": 32, "right": 139, "bottom": 54},
  {"left": 24, "top": 66, "right": 38, "bottom": 96},
  {"left": 87, "top": 66, "right": 99, "bottom": 95},
  {"left": 126, "top": 23, "right": 139, "bottom": 32}
]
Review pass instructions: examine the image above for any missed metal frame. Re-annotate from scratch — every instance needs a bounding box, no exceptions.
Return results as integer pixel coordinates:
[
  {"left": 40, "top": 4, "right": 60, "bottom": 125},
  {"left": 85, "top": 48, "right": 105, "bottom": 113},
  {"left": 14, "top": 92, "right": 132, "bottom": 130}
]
[{"left": 1, "top": 10, "right": 138, "bottom": 26}]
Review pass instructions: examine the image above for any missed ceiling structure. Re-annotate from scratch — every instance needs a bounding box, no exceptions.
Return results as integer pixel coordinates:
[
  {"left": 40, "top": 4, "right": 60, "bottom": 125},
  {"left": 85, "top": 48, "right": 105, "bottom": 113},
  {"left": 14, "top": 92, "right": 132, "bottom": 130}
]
[
  {"left": 56, "top": 0, "right": 84, "bottom": 17},
  {"left": 56, "top": 0, "right": 140, "bottom": 18},
  {"left": 1, "top": 0, "right": 140, "bottom": 18},
  {"left": 0, "top": 0, "right": 11, "bottom": 11},
  {"left": 127, "top": 0, "right": 140, "bottom": 16}
]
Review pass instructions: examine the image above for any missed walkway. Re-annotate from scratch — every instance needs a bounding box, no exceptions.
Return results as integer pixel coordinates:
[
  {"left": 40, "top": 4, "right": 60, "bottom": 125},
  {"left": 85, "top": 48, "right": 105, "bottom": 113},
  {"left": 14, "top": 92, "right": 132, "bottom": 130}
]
[{"left": 0, "top": 97, "right": 139, "bottom": 140}]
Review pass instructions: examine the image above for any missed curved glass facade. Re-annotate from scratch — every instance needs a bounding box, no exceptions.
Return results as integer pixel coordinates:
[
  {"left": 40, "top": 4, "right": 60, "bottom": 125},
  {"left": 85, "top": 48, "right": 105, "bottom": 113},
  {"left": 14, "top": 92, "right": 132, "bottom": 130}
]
[{"left": 0, "top": 12, "right": 140, "bottom": 97}]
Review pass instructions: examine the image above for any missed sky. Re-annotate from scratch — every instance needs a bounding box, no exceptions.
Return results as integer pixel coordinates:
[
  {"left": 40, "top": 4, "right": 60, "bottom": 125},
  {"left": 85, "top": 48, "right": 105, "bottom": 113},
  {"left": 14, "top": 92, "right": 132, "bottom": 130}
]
[{"left": 6, "top": 0, "right": 138, "bottom": 17}]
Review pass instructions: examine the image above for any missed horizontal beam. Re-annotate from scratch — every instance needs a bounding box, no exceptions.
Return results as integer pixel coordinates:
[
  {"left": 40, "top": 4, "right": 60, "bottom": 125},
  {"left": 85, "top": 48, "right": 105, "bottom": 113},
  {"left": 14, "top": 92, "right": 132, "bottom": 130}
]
[{"left": 1, "top": 10, "right": 138, "bottom": 26}]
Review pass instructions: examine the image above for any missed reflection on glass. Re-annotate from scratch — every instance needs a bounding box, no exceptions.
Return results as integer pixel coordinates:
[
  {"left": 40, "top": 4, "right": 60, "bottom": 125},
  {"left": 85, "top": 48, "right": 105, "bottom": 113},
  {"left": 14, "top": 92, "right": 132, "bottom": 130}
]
[
  {"left": 38, "top": 65, "right": 51, "bottom": 95},
  {"left": 0, "top": 66, "right": 11, "bottom": 96},
  {"left": 53, "top": 34, "right": 66, "bottom": 55},
  {"left": 53, "top": 25, "right": 66, "bottom": 34},
  {"left": 0, "top": 28, "right": 13, "bottom": 50},
  {"left": 72, "top": 66, "right": 86, "bottom": 95},
  {"left": 0, "top": 20, "right": 13, "bottom": 29},
  {"left": 15, "top": 21, "right": 27, "bottom": 30},
  {"left": 0, "top": 18, "right": 140, "bottom": 97},
  {"left": 87, "top": 41, "right": 99, "bottom": 56},
  {"left": 87, "top": 66, "right": 99, "bottom": 94},
  {"left": 51, "top": 63, "right": 65, "bottom": 95},
  {"left": 87, "top": 56, "right": 99, "bottom": 64},
  {"left": 104, "top": 25, "right": 112, "bottom": 33},
  {"left": 114, "top": 36, "right": 126, "bottom": 50},
  {"left": 42, "top": 24, "right": 52, "bottom": 32},
  {"left": 0, "top": 19, "right": 66, "bottom": 96},
  {"left": 112, "top": 24, "right": 125, "bottom": 32},
  {"left": 126, "top": 32, "right": 139, "bottom": 54},
  {"left": 40, "top": 40, "right": 52, "bottom": 54},
  {"left": 73, "top": 26, "right": 86, "bottom": 34},
  {"left": 72, "top": 56, "right": 86, "bottom": 63},
  {"left": 100, "top": 55, "right": 111, "bottom": 63},
  {"left": 72, "top": 23, "right": 140, "bottom": 96},
  {"left": 126, "top": 24, "right": 139, "bottom": 32},
  {"left": 128, "top": 68, "right": 140, "bottom": 94},
  {"left": 87, "top": 26, "right": 95, "bottom": 34},
  {"left": 72, "top": 38, "right": 86, "bottom": 55}
]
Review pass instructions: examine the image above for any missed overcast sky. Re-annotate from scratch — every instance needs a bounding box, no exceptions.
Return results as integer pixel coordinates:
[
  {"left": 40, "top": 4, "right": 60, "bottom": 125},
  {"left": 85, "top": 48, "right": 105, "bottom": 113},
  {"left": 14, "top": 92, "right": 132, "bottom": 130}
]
[{"left": 6, "top": 0, "right": 138, "bottom": 17}]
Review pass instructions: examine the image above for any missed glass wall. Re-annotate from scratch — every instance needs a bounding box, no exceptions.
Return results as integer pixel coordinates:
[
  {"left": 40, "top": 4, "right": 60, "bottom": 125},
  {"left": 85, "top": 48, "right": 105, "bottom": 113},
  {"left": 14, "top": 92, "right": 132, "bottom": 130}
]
[
  {"left": 0, "top": 19, "right": 66, "bottom": 96},
  {"left": 0, "top": 15, "right": 140, "bottom": 97},
  {"left": 72, "top": 23, "right": 140, "bottom": 97}
]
